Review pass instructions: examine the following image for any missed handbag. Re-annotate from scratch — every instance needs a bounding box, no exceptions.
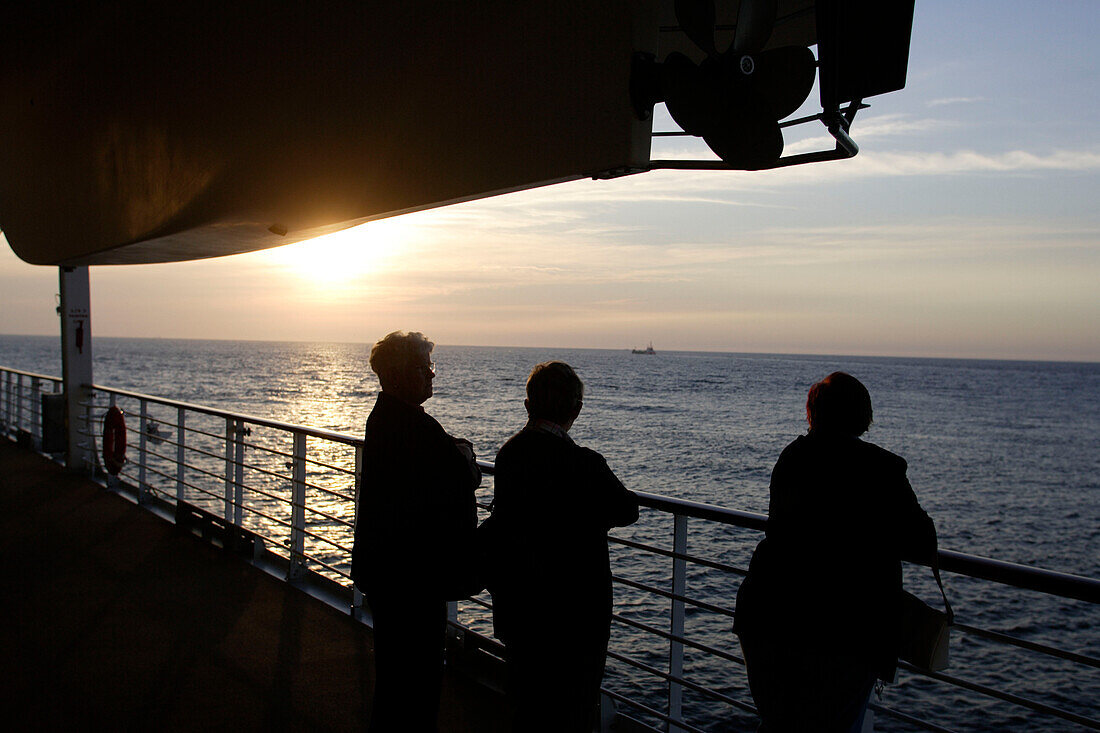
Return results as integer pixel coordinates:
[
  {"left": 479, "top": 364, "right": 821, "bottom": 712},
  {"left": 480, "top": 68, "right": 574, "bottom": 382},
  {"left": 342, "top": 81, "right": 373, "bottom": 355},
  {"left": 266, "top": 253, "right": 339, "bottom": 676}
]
[{"left": 898, "top": 561, "right": 953, "bottom": 672}]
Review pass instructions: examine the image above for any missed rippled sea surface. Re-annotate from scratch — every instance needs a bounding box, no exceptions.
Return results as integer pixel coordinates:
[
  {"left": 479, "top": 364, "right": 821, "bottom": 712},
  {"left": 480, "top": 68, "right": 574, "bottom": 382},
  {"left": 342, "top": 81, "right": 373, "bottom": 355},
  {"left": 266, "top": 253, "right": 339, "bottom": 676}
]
[{"left": 3, "top": 335, "right": 1098, "bottom": 731}]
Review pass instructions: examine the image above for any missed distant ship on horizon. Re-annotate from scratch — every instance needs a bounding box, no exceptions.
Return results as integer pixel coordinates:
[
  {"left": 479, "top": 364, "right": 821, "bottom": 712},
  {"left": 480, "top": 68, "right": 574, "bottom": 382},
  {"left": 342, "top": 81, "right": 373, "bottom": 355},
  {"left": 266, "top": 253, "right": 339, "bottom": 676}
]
[{"left": 632, "top": 342, "right": 656, "bottom": 355}]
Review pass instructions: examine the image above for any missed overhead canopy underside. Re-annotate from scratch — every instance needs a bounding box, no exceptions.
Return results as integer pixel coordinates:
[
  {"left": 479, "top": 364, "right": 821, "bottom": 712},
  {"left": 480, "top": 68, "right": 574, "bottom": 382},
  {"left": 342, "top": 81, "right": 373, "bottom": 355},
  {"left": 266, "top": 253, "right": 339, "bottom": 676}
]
[{"left": 0, "top": 1, "right": 885, "bottom": 266}]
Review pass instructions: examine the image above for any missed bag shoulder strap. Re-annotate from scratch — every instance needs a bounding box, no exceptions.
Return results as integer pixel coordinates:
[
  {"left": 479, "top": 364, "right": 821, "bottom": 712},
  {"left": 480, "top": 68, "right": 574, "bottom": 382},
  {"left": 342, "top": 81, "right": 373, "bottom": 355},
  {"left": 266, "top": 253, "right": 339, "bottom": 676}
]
[{"left": 931, "top": 555, "right": 955, "bottom": 623}]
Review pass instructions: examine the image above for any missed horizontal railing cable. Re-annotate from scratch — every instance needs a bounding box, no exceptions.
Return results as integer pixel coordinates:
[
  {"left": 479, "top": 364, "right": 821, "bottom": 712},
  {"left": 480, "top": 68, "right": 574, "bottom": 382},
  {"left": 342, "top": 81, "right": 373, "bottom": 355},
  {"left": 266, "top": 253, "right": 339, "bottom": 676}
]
[
  {"left": 463, "top": 594, "right": 494, "bottom": 612},
  {"left": 302, "top": 454, "right": 357, "bottom": 476},
  {"left": 299, "top": 553, "right": 353, "bottom": 582},
  {"left": 898, "top": 662, "right": 1100, "bottom": 730},
  {"left": 300, "top": 478, "right": 356, "bottom": 503},
  {"left": 611, "top": 612, "right": 745, "bottom": 667},
  {"left": 868, "top": 702, "right": 956, "bottom": 733},
  {"left": 128, "top": 463, "right": 176, "bottom": 492},
  {"left": 952, "top": 621, "right": 1100, "bottom": 668},
  {"left": 299, "top": 503, "right": 354, "bottom": 529},
  {"left": 295, "top": 524, "right": 353, "bottom": 556},
  {"left": 599, "top": 688, "right": 706, "bottom": 733},
  {"left": 605, "top": 649, "right": 756, "bottom": 716},
  {"left": 240, "top": 440, "right": 296, "bottom": 461},
  {"left": 613, "top": 574, "right": 737, "bottom": 618},
  {"left": 232, "top": 460, "right": 294, "bottom": 487},
  {"left": 610, "top": 534, "right": 747, "bottom": 576}
]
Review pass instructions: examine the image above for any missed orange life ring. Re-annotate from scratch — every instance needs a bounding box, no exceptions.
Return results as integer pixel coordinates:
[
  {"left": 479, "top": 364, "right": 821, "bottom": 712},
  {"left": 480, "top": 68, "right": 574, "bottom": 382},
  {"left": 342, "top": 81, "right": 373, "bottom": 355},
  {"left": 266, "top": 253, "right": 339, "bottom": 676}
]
[{"left": 102, "top": 406, "right": 127, "bottom": 475}]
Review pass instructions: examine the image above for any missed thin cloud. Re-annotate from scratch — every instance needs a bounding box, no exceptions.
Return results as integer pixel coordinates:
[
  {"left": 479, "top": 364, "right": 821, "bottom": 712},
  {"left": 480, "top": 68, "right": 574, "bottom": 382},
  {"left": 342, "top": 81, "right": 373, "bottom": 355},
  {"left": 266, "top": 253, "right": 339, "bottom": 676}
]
[
  {"left": 927, "top": 96, "right": 987, "bottom": 107},
  {"left": 856, "top": 149, "right": 1100, "bottom": 175},
  {"left": 746, "top": 147, "right": 1100, "bottom": 187}
]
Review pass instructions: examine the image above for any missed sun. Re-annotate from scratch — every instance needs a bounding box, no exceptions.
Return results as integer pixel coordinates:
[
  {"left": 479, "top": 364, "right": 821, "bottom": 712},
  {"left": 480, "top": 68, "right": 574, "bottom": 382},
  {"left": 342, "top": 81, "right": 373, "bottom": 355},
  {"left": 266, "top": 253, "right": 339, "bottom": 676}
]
[{"left": 259, "top": 217, "right": 420, "bottom": 284}]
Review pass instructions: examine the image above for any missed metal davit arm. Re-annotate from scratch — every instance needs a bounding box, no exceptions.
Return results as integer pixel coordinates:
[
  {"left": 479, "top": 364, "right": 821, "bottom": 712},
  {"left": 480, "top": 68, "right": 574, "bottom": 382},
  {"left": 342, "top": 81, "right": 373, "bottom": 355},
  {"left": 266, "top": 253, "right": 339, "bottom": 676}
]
[{"left": 647, "top": 100, "right": 864, "bottom": 172}]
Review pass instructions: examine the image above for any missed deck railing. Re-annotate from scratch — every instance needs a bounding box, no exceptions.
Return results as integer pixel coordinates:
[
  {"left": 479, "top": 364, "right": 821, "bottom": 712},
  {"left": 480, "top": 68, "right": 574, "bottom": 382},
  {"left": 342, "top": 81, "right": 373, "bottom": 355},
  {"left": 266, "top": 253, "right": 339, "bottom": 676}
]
[{"left": 1, "top": 365, "right": 1098, "bottom": 732}]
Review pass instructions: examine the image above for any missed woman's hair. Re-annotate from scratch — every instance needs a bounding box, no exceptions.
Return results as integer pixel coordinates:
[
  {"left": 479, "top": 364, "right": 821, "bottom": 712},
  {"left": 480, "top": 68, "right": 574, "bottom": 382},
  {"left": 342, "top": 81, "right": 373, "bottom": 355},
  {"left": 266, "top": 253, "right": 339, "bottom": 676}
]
[
  {"left": 369, "top": 331, "right": 433, "bottom": 381},
  {"left": 526, "top": 361, "right": 584, "bottom": 424},
  {"left": 806, "top": 371, "right": 873, "bottom": 436}
]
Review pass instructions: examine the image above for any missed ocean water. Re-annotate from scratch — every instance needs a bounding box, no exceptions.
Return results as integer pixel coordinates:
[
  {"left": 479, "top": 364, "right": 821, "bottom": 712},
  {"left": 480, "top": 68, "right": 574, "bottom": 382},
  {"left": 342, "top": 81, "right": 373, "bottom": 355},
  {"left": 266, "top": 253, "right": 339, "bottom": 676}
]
[{"left": 2, "top": 335, "right": 1098, "bottom": 731}]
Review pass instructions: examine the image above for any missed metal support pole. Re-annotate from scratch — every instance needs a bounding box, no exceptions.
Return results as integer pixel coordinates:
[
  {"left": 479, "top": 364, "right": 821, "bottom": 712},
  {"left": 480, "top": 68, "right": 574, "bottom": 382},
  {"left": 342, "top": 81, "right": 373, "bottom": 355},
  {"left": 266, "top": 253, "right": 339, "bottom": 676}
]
[
  {"left": 137, "top": 399, "right": 149, "bottom": 504},
  {"left": 59, "top": 266, "right": 94, "bottom": 472},
  {"left": 224, "top": 418, "right": 235, "bottom": 523},
  {"left": 176, "top": 407, "right": 186, "bottom": 503},
  {"left": 669, "top": 513, "right": 688, "bottom": 732},
  {"left": 288, "top": 432, "right": 307, "bottom": 581}
]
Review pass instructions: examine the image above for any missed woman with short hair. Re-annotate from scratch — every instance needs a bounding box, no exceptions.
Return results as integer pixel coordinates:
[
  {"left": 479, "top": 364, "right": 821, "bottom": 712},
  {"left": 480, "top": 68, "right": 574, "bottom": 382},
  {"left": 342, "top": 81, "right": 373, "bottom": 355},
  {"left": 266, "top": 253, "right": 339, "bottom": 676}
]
[{"left": 734, "top": 372, "right": 938, "bottom": 732}]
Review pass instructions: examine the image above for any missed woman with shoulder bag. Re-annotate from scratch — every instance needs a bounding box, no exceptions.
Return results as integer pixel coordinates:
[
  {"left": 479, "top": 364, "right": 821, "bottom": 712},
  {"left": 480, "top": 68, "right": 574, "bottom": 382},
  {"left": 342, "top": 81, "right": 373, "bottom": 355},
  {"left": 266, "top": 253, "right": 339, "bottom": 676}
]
[{"left": 734, "top": 372, "right": 938, "bottom": 732}]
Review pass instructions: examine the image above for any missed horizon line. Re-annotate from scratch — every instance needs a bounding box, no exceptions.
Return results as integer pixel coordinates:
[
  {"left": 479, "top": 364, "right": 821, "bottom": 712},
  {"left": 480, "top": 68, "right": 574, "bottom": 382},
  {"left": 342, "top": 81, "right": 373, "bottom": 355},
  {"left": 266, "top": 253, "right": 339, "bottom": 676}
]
[{"left": 2, "top": 332, "right": 1097, "bottom": 367}]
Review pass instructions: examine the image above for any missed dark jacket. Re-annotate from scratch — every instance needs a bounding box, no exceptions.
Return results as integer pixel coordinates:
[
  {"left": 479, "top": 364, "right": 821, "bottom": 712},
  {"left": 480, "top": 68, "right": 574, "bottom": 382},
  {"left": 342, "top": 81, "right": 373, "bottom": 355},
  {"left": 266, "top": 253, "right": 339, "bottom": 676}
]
[
  {"left": 351, "top": 392, "right": 481, "bottom": 602},
  {"left": 734, "top": 431, "right": 937, "bottom": 681},
  {"left": 485, "top": 425, "right": 639, "bottom": 644}
]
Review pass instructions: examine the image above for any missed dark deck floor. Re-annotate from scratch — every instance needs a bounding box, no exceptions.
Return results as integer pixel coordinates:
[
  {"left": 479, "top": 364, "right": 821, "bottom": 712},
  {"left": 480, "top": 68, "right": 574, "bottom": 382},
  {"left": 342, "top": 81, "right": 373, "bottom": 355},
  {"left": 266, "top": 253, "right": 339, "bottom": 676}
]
[{"left": 0, "top": 440, "right": 509, "bottom": 732}]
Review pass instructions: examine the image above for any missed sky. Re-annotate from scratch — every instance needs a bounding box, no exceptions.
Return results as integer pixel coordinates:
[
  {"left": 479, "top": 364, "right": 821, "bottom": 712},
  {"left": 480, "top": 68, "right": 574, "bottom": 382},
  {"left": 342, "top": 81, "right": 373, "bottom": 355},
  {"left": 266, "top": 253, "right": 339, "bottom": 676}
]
[{"left": 2, "top": 1, "right": 1099, "bottom": 362}]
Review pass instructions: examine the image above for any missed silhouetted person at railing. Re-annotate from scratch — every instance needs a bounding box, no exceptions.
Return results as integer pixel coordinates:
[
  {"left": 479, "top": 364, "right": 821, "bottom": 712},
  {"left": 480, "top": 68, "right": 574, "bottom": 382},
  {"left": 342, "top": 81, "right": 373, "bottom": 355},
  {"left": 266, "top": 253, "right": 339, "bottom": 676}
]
[
  {"left": 482, "top": 361, "right": 639, "bottom": 732},
  {"left": 734, "top": 372, "right": 937, "bottom": 733},
  {"left": 351, "top": 331, "right": 481, "bottom": 733}
]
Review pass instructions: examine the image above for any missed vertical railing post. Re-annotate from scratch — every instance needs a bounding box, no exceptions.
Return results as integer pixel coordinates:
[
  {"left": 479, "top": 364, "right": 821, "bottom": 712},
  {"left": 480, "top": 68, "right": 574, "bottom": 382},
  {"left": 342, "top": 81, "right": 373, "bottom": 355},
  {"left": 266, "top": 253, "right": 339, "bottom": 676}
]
[
  {"left": 233, "top": 424, "right": 247, "bottom": 526},
  {"left": 224, "top": 418, "right": 235, "bottom": 523},
  {"left": 100, "top": 393, "right": 115, "bottom": 489},
  {"left": 9, "top": 370, "right": 18, "bottom": 435},
  {"left": 137, "top": 399, "right": 149, "bottom": 504},
  {"left": 8, "top": 370, "right": 16, "bottom": 435},
  {"left": 175, "top": 407, "right": 186, "bottom": 503},
  {"left": 7, "top": 371, "right": 15, "bottom": 434},
  {"left": 82, "top": 391, "right": 94, "bottom": 473},
  {"left": 352, "top": 442, "right": 365, "bottom": 613},
  {"left": 15, "top": 373, "right": 24, "bottom": 432},
  {"left": 2, "top": 371, "right": 11, "bottom": 436},
  {"left": 353, "top": 443, "right": 364, "bottom": 534},
  {"left": 669, "top": 513, "right": 688, "bottom": 732},
  {"left": 288, "top": 431, "right": 307, "bottom": 581},
  {"left": 31, "top": 377, "right": 42, "bottom": 449}
]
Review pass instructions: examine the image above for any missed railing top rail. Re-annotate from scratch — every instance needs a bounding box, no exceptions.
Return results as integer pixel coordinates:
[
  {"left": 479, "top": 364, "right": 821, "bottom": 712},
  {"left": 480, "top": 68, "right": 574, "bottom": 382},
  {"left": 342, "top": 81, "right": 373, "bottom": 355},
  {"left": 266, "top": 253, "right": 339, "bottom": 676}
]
[
  {"left": 636, "top": 489, "right": 770, "bottom": 530},
  {"left": 85, "top": 382, "right": 361, "bottom": 446},
  {"left": 939, "top": 549, "right": 1100, "bottom": 605},
  {"left": 0, "top": 365, "right": 63, "bottom": 382}
]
